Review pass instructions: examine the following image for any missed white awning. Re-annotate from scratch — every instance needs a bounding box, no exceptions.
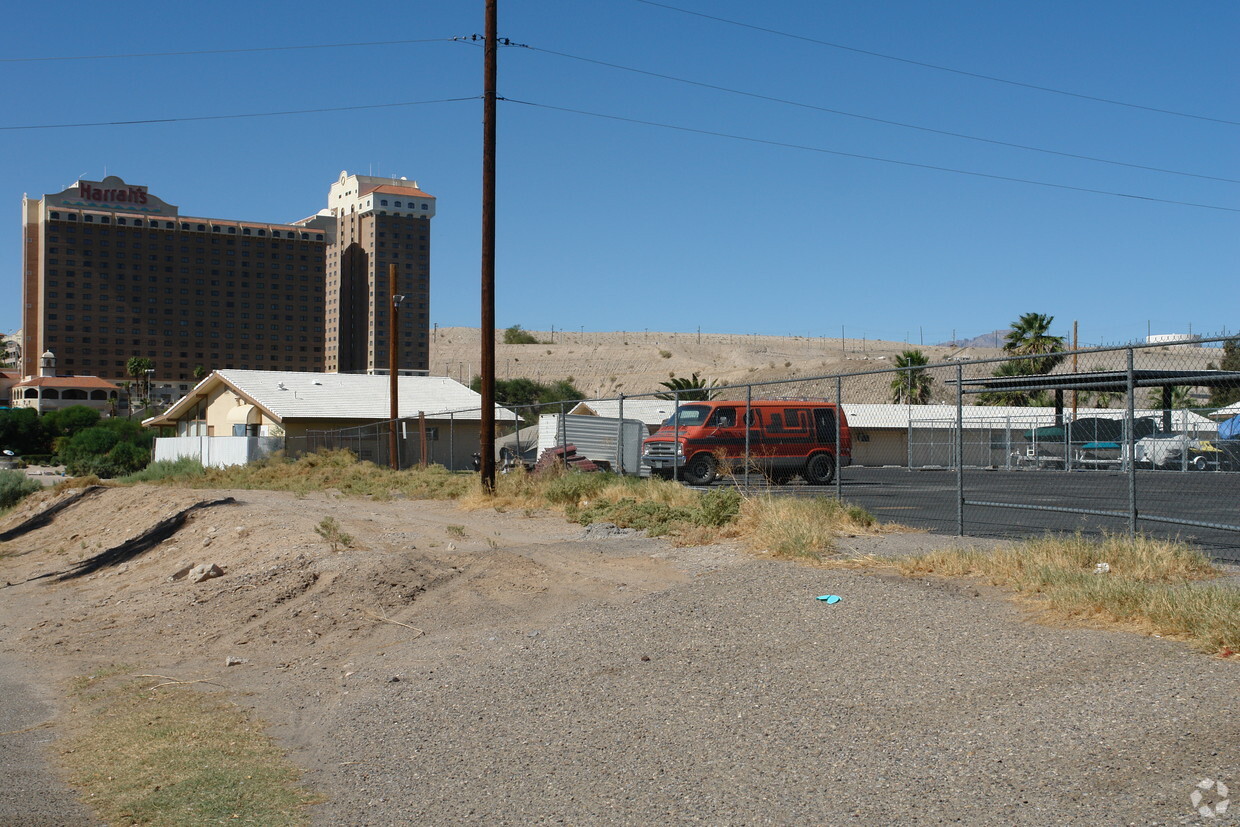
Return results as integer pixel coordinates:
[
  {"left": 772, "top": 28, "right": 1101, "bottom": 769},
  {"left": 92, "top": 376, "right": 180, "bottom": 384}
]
[{"left": 225, "top": 403, "right": 261, "bottom": 425}]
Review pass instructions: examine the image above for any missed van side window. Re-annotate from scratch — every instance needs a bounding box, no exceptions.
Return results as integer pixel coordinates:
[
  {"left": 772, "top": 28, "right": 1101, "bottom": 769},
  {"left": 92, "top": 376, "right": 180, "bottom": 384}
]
[
  {"left": 814, "top": 408, "right": 838, "bottom": 442},
  {"left": 708, "top": 407, "right": 737, "bottom": 427}
]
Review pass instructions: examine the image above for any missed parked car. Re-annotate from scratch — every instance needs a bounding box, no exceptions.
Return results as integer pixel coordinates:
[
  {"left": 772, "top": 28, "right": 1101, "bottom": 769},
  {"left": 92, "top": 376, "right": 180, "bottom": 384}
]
[{"left": 641, "top": 400, "right": 851, "bottom": 485}]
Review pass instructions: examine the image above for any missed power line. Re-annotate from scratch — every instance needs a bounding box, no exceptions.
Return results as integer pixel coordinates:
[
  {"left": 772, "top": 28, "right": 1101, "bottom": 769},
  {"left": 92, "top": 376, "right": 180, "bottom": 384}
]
[
  {"left": 524, "top": 45, "right": 1240, "bottom": 186},
  {"left": 0, "top": 38, "right": 457, "bottom": 63},
  {"left": 0, "top": 97, "right": 477, "bottom": 131},
  {"left": 502, "top": 97, "right": 1240, "bottom": 213},
  {"left": 629, "top": 0, "right": 1240, "bottom": 128}
]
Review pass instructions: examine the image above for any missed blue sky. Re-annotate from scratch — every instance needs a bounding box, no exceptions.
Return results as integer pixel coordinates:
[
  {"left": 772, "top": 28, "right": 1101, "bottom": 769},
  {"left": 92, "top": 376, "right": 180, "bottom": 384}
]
[{"left": 2, "top": 1, "right": 1236, "bottom": 348}]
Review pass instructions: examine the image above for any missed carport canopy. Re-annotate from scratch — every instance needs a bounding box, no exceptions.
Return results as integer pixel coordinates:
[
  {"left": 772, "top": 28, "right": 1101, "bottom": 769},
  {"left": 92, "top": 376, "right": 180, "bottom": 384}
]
[{"left": 949, "top": 369, "right": 1240, "bottom": 430}]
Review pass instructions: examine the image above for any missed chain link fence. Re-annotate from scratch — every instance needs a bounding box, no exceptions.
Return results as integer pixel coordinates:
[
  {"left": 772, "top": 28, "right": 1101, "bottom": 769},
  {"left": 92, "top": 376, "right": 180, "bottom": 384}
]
[{"left": 295, "top": 336, "right": 1240, "bottom": 561}]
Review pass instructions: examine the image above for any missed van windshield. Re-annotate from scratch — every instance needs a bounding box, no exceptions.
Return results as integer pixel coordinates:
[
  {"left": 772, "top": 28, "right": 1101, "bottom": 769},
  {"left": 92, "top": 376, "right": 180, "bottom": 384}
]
[{"left": 665, "top": 405, "right": 710, "bottom": 428}]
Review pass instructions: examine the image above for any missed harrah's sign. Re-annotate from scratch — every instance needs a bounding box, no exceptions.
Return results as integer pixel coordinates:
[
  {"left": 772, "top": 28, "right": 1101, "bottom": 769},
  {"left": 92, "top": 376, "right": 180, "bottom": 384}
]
[{"left": 78, "top": 182, "right": 148, "bottom": 205}]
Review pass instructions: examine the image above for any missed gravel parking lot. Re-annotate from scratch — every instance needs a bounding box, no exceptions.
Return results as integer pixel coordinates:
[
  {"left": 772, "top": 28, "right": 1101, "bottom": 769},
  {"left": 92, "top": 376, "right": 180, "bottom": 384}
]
[{"left": 306, "top": 539, "right": 1239, "bottom": 826}]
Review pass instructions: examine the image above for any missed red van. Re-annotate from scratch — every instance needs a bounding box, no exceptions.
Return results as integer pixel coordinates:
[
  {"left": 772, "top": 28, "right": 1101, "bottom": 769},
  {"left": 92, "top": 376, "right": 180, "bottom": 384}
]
[{"left": 641, "top": 400, "right": 852, "bottom": 485}]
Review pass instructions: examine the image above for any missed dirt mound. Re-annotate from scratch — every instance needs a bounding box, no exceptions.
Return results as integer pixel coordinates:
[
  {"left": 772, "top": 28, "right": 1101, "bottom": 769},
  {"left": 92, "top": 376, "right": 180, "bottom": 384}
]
[{"left": 0, "top": 486, "right": 697, "bottom": 678}]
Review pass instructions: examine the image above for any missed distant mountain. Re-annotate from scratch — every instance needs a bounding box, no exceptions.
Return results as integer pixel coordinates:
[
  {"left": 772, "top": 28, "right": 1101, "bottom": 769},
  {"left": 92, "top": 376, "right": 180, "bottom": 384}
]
[{"left": 937, "top": 330, "right": 1005, "bottom": 349}]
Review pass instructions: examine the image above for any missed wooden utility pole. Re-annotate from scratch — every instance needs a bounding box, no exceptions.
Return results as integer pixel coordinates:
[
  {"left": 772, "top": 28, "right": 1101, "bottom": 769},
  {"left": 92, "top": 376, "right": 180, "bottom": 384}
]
[
  {"left": 479, "top": 0, "right": 498, "bottom": 491},
  {"left": 388, "top": 263, "right": 401, "bottom": 469}
]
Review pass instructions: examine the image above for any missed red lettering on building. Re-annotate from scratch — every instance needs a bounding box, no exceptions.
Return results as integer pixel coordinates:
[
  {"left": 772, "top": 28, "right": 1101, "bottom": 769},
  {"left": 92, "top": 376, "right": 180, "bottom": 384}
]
[{"left": 77, "top": 182, "right": 150, "bottom": 205}]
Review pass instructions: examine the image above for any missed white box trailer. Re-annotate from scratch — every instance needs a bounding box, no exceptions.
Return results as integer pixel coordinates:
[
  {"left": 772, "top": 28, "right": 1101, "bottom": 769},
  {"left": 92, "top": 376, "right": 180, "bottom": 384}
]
[{"left": 537, "top": 413, "right": 647, "bottom": 474}]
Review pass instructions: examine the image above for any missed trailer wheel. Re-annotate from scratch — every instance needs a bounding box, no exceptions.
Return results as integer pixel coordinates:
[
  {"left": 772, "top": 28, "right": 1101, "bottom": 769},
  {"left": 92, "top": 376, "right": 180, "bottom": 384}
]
[
  {"left": 803, "top": 453, "right": 835, "bottom": 485},
  {"left": 683, "top": 454, "right": 718, "bottom": 486}
]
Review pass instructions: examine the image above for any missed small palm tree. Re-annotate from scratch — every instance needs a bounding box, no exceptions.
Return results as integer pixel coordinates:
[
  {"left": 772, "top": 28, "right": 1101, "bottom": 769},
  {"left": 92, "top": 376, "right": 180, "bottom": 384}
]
[
  {"left": 1003, "top": 312, "right": 1065, "bottom": 375},
  {"left": 978, "top": 359, "right": 1052, "bottom": 407},
  {"left": 126, "top": 356, "right": 154, "bottom": 408},
  {"left": 1145, "top": 385, "right": 1196, "bottom": 410},
  {"left": 890, "top": 350, "right": 933, "bottom": 404},
  {"left": 656, "top": 372, "right": 719, "bottom": 401}
]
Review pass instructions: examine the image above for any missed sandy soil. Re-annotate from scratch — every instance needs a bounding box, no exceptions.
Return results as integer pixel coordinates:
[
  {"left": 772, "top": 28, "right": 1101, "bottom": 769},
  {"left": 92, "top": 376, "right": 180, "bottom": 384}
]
[
  {"left": 1, "top": 485, "right": 1236, "bottom": 825},
  {"left": 428, "top": 327, "right": 1222, "bottom": 400}
]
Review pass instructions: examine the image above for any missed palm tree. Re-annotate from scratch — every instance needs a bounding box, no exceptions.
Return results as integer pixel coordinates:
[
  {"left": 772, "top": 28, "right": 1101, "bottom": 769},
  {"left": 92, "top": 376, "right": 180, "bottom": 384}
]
[
  {"left": 656, "top": 372, "right": 719, "bottom": 401},
  {"left": 1003, "top": 312, "right": 1065, "bottom": 375},
  {"left": 126, "top": 356, "right": 154, "bottom": 410},
  {"left": 890, "top": 349, "right": 933, "bottom": 404},
  {"left": 977, "top": 359, "right": 1052, "bottom": 407},
  {"left": 1145, "top": 385, "right": 1196, "bottom": 410}
]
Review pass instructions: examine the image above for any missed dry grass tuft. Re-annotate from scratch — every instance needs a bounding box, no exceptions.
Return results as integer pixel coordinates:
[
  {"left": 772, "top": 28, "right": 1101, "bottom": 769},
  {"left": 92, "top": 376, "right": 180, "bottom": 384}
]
[
  {"left": 63, "top": 669, "right": 320, "bottom": 825},
  {"left": 851, "top": 533, "right": 1238, "bottom": 655},
  {"left": 138, "top": 450, "right": 473, "bottom": 501},
  {"left": 126, "top": 450, "right": 897, "bottom": 554},
  {"left": 736, "top": 495, "right": 883, "bottom": 561}
]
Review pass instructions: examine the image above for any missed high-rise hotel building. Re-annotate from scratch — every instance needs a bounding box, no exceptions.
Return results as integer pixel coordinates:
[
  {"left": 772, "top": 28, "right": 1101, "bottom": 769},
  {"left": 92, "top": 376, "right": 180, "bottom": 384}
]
[
  {"left": 318, "top": 172, "right": 434, "bottom": 373},
  {"left": 19, "top": 171, "right": 435, "bottom": 387},
  {"left": 20, "top": 176, "right": 328, "bottom": 384}
]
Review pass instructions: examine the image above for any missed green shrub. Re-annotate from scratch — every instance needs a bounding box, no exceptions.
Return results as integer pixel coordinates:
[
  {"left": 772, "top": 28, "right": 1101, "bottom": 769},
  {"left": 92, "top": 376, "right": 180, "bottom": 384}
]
[
  {"left": 697, "top": 487, "right": 742, "bottom": 527},
  {"left": 119, "top": 457, "right": 207, "bottom": 483},
  {"left": 0, "top": 468, "right": 42, "bottom": 510},
  {"left": 503, "top": 325, "right": 541, "bottom": 345},
  {"left": 57, "top": 419, "right": 153, "bottom": 478},
  {"left": 541, "top": 470, "right": 617, "bottom": 505}
]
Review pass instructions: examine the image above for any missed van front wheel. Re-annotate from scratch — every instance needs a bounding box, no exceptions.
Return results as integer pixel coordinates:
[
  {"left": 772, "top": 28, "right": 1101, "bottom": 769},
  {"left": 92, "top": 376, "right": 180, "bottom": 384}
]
[
  {"left": 683, "top": 454, "right": 718, "bottom": 486},
  {"left": 804, "top": 453, "right": 835, "bottom": 485}
]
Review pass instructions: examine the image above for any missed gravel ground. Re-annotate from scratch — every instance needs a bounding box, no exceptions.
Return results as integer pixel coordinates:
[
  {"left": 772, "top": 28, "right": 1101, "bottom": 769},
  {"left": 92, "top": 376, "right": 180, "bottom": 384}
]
[
  {"left": 1, "top": 487, "right": 1236, "bottom": 826},
  {"left": 0, "top": 653, "right": 102, "bottom": 826},
  {"left": 301, "top": 544, "right": 1239, "bottom": 826}
]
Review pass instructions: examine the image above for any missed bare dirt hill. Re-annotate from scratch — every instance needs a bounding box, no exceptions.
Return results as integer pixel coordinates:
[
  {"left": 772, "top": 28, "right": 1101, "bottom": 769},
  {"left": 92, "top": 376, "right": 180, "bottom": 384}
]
[{"left": 429, "top": 327, "right": 996, "bottom": 399}]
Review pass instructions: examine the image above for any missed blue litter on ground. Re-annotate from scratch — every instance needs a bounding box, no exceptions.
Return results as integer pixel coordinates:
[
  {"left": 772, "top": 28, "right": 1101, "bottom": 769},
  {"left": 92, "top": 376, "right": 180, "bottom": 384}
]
[{"left": 816, "top": 595, "right": 842, "bottom": 604}]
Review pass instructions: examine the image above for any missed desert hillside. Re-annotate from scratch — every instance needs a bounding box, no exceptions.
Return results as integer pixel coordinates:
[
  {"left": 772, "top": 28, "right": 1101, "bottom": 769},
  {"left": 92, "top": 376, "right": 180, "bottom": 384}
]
[{"left": 428, "top": 328, "right": 1001, "bottom": 399}]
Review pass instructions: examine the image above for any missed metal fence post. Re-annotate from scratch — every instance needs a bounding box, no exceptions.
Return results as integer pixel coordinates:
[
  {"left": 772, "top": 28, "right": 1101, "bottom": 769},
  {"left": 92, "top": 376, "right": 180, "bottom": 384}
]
[
  {"left": 1064, "top": 411, "right": 1071, "bottom": 472},
  {"left": 559, "top": 400, "right": 568, "bottom": 469},
  {"left": 448, "top": 412, "right": 455, "bottom": 471},
  {"left": 956, "top": 363, "right": 964, "bottom": 536},
  {"left": 1005, "top": 415, "right": 1011, "bottom": 471},
  {"left": 672, "top": 390, "right": 681, "bottom": 481},
  {"left": 744, "top": 384, "right": 752, "bottom": 487},
  {"left": 1127, "top": 347, "right": 1137, "bottom": 536},
  {"left": 835, "top": 375, "right": 842, "bottom": 501},
  {"left": 616, "top": 393, "right": 625, "bottom": 475}
]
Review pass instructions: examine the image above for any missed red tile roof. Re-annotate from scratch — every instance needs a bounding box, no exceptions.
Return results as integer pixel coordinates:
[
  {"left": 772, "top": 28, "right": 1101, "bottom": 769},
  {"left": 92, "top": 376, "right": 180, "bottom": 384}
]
[
  {"left": 359, "top": 183, "right": 435, "bottom": 199},
  {"left": 13, "top": 376, "right": 121, "bottom": 390}
]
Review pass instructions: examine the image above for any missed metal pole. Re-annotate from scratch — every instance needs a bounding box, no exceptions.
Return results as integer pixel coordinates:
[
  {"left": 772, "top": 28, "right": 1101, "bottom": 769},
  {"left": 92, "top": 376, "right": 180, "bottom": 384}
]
[
  {"left": 478, "top": 0, "right": 498, "bottom": 491},
  {"left": 1005, "top": 415, "right": 1011, "bottom": 471},
  {"left": 1127, "top": 347, "right": 1137, "bottom": 536},
  {"left": 616, "top": 393, "right": 625, "bottom": 474},
  {"left": 673, "top": 390, "right": 681, "bottom": 481},
  {"left": 956, "top": 363, "right": 964, "bottom": 536},
  {"left": 834, "top": 375, "right": 842, "bottom": 501},
  {"left": 559, "top": 400, "right": 568, "bottom": 469},
  {"left": 449, "top": 411, "right": 455, "bottom": 471},
  {"left": 743, "top": 384, "right": 752, "bottom": 486}
]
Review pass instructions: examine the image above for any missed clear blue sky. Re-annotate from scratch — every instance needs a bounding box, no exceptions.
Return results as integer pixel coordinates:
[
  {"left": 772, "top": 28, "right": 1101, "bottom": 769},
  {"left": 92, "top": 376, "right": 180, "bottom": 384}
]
[{"left": 2, "top": 1, "right": 1236, "bottom": 348}]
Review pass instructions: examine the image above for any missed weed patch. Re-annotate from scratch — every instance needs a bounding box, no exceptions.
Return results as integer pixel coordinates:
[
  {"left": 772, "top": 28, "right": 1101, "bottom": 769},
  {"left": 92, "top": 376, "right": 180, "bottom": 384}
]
[
  {"left": 847, "top": 533, "right": 1238, "bottom": 655},
  {"left": 314, "top": 517, "right": 354, "bottom": 551},
  {"left": 62, "top": 669, "right": 319, "bottom": 826},
  {"left": 119, "top": 457, "right": 207, "bottom": 484},
  {"left": 737, "top": 496, "right": 880, "bottom": 561}
]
